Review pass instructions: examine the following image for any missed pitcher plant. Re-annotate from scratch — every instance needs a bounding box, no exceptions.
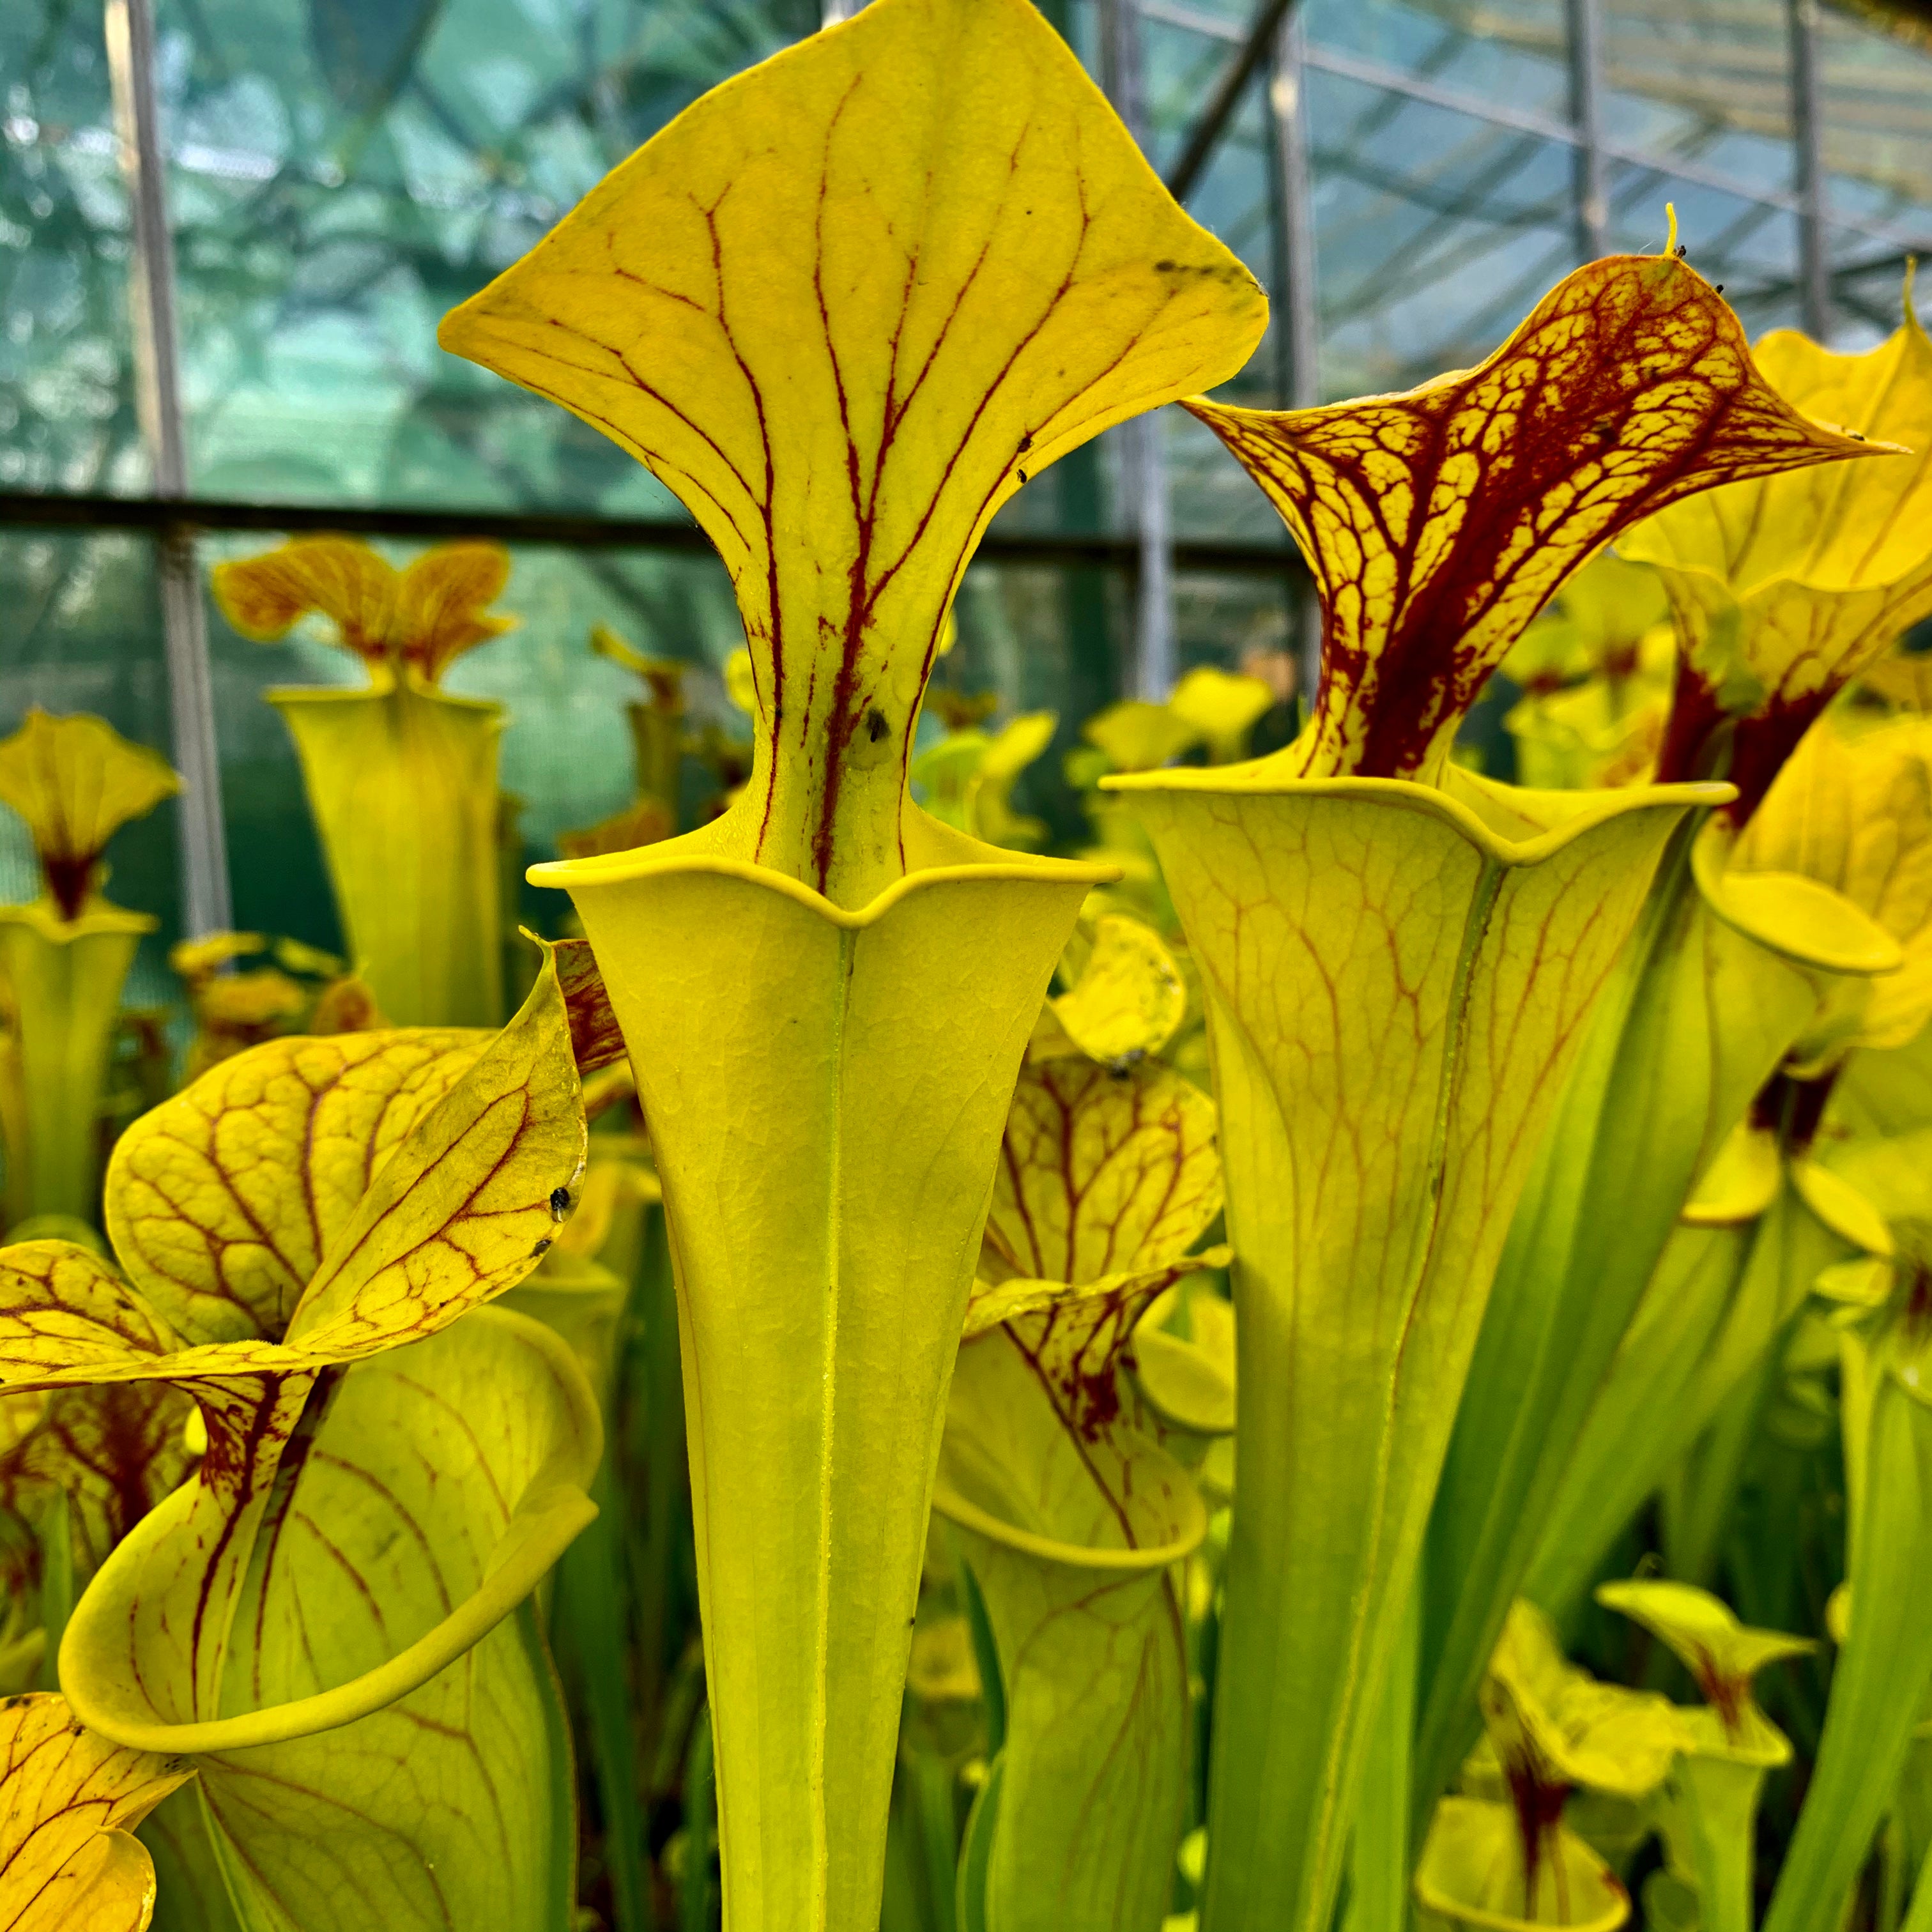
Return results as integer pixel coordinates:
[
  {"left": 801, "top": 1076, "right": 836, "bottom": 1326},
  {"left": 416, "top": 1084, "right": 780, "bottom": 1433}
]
[
  {"left": 0, "top": 710, "right": 181, "bottom": 1229},
  {"left": 1106, "top": 236, "right": 1876, "bottom": 1932},
  {"left": 435, "top": 0, "right": 1266, "bottom": 1922},
  {"left": 212, "top": 535, "right": 517, "bottom": 1029},
  {"left": 0, "top": 952, "right": 602, "bottom": 1929}
]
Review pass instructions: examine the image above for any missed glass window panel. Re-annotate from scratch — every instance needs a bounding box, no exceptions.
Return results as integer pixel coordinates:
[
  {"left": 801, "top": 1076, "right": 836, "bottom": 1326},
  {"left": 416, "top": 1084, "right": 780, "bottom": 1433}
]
[
  {"left": 1304, "top": 68, "right": 1578, "bottom": 392},
  {"left": 1307, "top": 0, "right": 1572, "bottom": 117},
  {"left": 1, "top": 2, "right": 146, "bottom": 496},
  {"left": 158, "top": 0, "right": 817, "bottom": 514},
  {"left": 1814, "top": 4, "right": 1932, "bottom": 346}
]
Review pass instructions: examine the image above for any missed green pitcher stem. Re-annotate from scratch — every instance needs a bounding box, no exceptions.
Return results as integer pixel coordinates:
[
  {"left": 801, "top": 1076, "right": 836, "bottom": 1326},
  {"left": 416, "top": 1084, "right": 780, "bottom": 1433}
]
[
  {"left": 949, "top": 1524, "right": 1192, "bottom": 1932},
  {"left": 0, "top": 905, "right": 150, "bottom": 1225},
  {"left": 1416, "top": 837, "right": 1824, "bottom": 1822},
  {"left": 546, "top": 848, "right": 1100, "bottom": 1932},
  {"left": 273, "top": 682, "right": 505, "bottom": 1027},
  {"left": 1763, "top": 1374, "right": 1932, "bottom": 1932},
  {"left": 1672, "top": 1756, "right": 1768, "bottom": 1932}
]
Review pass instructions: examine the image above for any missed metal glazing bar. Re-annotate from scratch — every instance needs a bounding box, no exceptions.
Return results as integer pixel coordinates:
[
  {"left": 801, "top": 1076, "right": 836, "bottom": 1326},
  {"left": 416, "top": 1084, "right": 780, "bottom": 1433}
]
[
  {"left": 1165, "top": 0, "right": 1301, "bottom": 201},
  {"left": 0, "top": 491, "right": 1307, "bottom": 584},
  {"left": 1138, "top": 12, "right": 1928, "bottom": 259},
  {"left": 1098, "top": 0, "right": 1177, "bottom": 701},
  {"left": 104, "top": 0, "right": 232, "bottom": 937},
  {"left": 1266, "top": 14, "right": 1322, "bottom": 714},
  {"left": 1788, "top": 0, "right": 1832, "bottom": 340},
  {"left": 1565, "top": 0, "right": 1609, "bottom": 259}
]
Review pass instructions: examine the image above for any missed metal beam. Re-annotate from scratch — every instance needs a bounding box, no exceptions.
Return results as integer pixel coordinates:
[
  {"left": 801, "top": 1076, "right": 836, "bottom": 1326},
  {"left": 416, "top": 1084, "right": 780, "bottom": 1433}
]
[
  {"left": 1788, "top": 0, "right": 1833, "bottom": 339},
  {"left": 1165, "top": 0, "right": 1301, "bottom": 203},
  {"left": 1098, "top": 0, "right": 1178, "bottom": 701},
  {"left": 103, "top": 0, "right": 232, "bottom": 938},
  {"left": 0, "top": 491, "right": 1307, "bottom": 584},
  {"left": 1565, "top": 0, "right": 1609, "bottom": 259},
  {"left": 1265, "top": 14, "right": 1322, "bottom": 714}
]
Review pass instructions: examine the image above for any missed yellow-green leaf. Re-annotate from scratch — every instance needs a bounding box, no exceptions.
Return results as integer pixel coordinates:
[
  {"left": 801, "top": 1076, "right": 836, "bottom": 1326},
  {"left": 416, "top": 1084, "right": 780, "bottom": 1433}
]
[
  {"left": 1190, "top": 254, "right": 1873, "bottom": 782},
  {"left": 984, "top": 1057, "right": 1219, "bottom": 1286},
  {"left": 1047, "top": 912, "right": 1190, "bottom": 1065},
  {"left": 439, "top": 0, "right": 1266, "bottom": 905},
  {"left": 0, "top": 1693, "right": 192, "bottom": 1932}
]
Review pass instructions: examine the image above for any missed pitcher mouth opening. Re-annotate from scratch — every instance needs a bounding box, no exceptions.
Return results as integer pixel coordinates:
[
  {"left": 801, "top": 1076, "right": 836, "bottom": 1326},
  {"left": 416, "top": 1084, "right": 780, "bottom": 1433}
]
[
  {"left": 531, "top": 841, "right": 1120, "bottom": 930},
  {"left": 1103, "top": 764, "right": 1735, "bottom": 870}
]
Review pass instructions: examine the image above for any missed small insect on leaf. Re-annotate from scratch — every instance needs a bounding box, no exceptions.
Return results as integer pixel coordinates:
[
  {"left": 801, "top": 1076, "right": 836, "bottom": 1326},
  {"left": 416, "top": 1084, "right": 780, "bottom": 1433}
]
[
  {"left": 549, "top": 1186, "right": 572, "bottom": 1218},
  {"left": 866, "top": 709, "right": 890, "bottom": 745}
]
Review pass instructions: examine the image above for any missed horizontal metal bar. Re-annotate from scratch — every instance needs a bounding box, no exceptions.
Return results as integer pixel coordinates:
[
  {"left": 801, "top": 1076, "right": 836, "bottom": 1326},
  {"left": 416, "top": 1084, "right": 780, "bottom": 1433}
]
[{"left": 0, "top": 490, "right": 1307, "bottom": 582}]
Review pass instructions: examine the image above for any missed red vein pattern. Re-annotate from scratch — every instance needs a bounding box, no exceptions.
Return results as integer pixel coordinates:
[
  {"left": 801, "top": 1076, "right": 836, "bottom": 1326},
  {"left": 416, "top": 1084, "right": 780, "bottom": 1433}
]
[
  {"left": 438, "top": 0, "right": 1267, "bottom": 901},
  {"left": 1189, "top": 253, "right": 1873, "bottom": 782},
  {"left": 986, "top": 1059, "right": 1220, "bottom": 1288}
]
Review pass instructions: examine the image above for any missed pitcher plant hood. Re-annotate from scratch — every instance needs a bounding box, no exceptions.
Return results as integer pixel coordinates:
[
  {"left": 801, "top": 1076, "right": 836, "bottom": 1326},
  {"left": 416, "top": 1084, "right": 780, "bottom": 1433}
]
[
  {"left": 1181, "top": 243, "right": 1873, "bottom": 786},
  {"left": 1628, "top": 285, "right": 1932, "bottom": 821},
  {"left": 212, "top": 535, "right": 516, "bottom": 689},
  {"left": 440, "top": 0, "right": 1266, "bottom": 908}
]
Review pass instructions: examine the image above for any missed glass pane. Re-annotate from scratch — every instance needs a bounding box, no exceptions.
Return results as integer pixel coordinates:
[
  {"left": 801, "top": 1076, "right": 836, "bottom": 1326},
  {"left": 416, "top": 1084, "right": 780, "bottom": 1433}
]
[
  {"left": 1815, "top": 4, "right": 1932, "bottom": 349},
  {"left": 1303, "top": 61, "right": 1579, "bottom": 392},
  {"left": 158, "top": 0, "right": 818, "bottom": 514},
  {"left": 0, "top": 2, "right": 146, "bottom": 495}
]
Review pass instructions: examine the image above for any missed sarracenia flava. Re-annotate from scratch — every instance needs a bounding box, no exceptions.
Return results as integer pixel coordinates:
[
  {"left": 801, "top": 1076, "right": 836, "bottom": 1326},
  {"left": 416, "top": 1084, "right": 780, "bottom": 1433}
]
[
  {"left": 1105, "top": 239, "right": 1879, "bottom": 1932},
  {"left": 435, "top": 0, "right": 1266, "bottom": 1922},
  {"left": 934, "top": 940, "right": 1230, "bottom": 1932},
  {"left": 0, "top": 952, "right": 601, "bottom": 1930},
  {"left": 212, "top": 535, "right": 517, "bottom": 1028},
  {"left": 1420, "top": 294, "right": 1932, "bottom": 1836},
  {"left": 0, "top": 710, "right": 180, "bottom": 1228}
]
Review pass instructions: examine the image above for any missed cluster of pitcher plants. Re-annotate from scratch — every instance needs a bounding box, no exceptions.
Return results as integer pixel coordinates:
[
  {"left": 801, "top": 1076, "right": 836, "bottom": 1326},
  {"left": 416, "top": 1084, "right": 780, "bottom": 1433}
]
[{"left": 2, "top": 0, "right": 1931, "bottom": 1927}]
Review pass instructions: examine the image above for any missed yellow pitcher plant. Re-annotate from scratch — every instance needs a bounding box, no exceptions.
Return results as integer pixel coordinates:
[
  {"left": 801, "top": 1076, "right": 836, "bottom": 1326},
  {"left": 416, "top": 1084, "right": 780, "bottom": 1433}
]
[
  {"left": 1415, "top": 1600, "right": 1687, "bottom": 1932},
  {"left": 1106, "top": 241, "right": 1869, "bottom": 1932},
  {"left": 1418, "top": 295, "right": 1932, "bottom": 1830},
  {"left": 933, "top": 944, "right": 1229, "bottom": 1931},
  {"left": 0, "top": 710, "right": 181, "bottom": 1229},
  {"left": 0, "top": 955, "right": 601, "bottom": 1929},
  {"left": 434, "top": 0, "right": 1266, "bottom": 1923},
  {"left": 212, "top": 535, "right": 517, "bottom": 1028},
  {"left": 1597, "top": 1579, "right": 1814, "bottom": 1932}
]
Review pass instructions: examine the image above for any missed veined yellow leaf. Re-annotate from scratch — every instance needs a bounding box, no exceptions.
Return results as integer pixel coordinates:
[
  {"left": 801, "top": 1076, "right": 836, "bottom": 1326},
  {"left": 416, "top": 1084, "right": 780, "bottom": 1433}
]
[
  {"left": 1190, "top": 254, "right": 1872, "bottom": 782},
  {"left": 0, "top": 1694, "right": 192, "bottom": 1932},
  {"left": 985, "top": 1056, "right": 1219, "bottom": 1285},
  {"left": 440, "top": 0, "right": 1266, "bottom": 905}
]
